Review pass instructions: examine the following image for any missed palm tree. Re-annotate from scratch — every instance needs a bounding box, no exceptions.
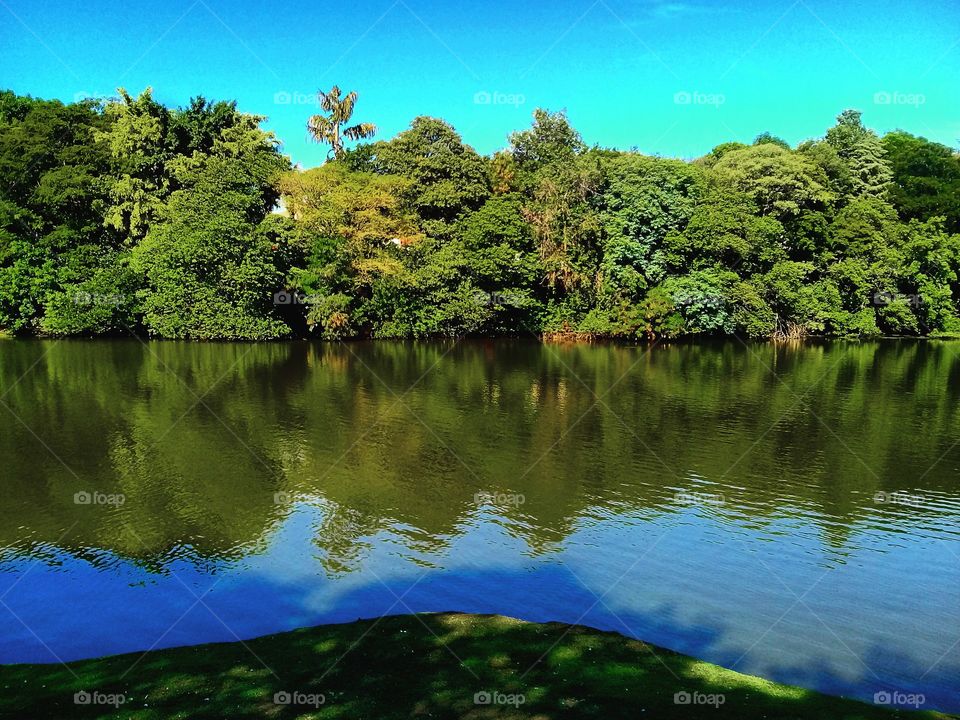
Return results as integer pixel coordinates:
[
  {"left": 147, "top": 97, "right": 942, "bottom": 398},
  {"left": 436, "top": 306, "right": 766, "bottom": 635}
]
[{"left": 307, "top": 86, "right": 376, "bottom": 160}]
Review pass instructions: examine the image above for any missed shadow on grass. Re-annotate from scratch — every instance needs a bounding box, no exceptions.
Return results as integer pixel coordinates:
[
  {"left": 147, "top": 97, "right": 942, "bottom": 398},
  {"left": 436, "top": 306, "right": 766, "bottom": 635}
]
[{"left": 0, "top": 613, "right": 953, "bottom": 719}]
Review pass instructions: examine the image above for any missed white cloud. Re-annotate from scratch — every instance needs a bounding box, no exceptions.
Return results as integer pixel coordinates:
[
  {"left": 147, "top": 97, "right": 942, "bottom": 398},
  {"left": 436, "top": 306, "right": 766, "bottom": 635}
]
[{"left": 641, "top": 1, "right": 739, "bottom": 19}]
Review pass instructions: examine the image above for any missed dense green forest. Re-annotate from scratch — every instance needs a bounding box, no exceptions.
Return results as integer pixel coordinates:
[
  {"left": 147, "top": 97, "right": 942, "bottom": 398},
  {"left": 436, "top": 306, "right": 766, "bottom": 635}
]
[{"left": 1, "top": 86, "right": 959, "bottom": 340}]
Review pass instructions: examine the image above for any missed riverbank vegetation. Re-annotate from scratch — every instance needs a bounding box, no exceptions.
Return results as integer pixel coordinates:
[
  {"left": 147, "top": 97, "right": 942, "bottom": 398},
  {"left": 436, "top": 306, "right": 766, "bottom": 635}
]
[
  {"left": 2, "top": 87, "right": 959, "bottom": 341},
  {"left": 0, "top": 613, "right": 951, "bottom": 718}
]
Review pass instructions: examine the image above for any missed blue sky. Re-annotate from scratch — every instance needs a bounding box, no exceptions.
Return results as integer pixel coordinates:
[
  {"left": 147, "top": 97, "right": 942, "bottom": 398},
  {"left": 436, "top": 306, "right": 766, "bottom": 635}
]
[{"left": 2, "top": 0, "right": 957, "bottom": 167}]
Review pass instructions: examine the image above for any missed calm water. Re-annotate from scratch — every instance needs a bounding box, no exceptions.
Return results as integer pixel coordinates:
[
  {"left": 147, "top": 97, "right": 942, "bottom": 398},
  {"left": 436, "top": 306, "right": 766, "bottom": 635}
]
[{"left": 1, "top": 339, "right": 958, "bottom": 711}]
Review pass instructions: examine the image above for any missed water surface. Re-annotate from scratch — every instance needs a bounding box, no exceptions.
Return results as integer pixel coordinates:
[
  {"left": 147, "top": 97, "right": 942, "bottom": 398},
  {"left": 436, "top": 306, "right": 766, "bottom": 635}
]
[{"left": 1, "top": 339, "right": 958, "bottom": 711}]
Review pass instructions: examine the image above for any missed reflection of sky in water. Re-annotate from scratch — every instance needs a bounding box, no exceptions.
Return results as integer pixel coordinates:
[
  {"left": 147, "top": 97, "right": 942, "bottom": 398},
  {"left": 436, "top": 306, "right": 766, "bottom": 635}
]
[
  {"left": 2, "top": 500, "right": 958, "bottom": 712},
  {"left": 2, "top": 339, "right": 960, "bottom": 713}
]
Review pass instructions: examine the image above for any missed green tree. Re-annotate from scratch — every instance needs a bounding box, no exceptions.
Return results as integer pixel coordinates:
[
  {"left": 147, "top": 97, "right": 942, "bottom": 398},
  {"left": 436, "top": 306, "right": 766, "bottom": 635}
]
[
  {"left": 664, "top": 176, "right": 784, "bottom": 274},
  {"left": 452, "top": 193, "right": 541, "bottom": 333},
  {"left": 509, "top": 108, "right": 586, "bottom": 172},
  {"left": 713, "top": 143, "right": 834, "bottom": 221},
  {"left": 0, "top": 93, "right": 119, "bottom": 334},
  {"left": 756, "top": 260, "right": 830, "bottom": 338},
  {"left": 523, "top": 155, "right": 602, "bottom": 295},
  {"left": 753, "top": 132, "right": 790, "bottom": 149},
  {"left": 307, "top": 86, "right": 376, "bottom": 160},
  {"left": 369, "top": 117, "right": 489, "bottom": 237},
  {"left": 3, "top": 89, "right": 959, "bottom": 343},
  {"left": 798, "top": 140, "right": 856, "bottom": 204},
  {"left": 169, "top": 96, "right": 245, "bottom": 156},
  {"left": 598, "top": 155, "right": 702, "bottom": 303},
  {"left": 824, "top": 109, "right": 892, "bottom": 199},
  {"left": 278, "top": 162, "right": 420, "bottom": 337},
  {"left": 882, "top": 131, "right": 960, "bottom": 232},
  {"left": 97, "top": 88, "right": 171, "bottom": 242},
  {"left": 131, "top": 116, "right": 291, "bottom": 339}
]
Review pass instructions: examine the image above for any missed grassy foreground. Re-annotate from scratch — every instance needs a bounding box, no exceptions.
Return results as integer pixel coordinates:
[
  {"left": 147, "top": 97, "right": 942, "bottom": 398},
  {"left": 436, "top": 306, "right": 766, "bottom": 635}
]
[{"left": 0, "top": 613, "right": 951, "bottom": 719}]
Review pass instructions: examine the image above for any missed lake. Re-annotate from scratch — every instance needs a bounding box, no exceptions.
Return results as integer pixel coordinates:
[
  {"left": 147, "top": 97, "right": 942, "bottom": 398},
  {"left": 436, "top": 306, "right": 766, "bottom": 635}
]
[{"left": 0, "top": 339, "right": 958, "bottom": 712}]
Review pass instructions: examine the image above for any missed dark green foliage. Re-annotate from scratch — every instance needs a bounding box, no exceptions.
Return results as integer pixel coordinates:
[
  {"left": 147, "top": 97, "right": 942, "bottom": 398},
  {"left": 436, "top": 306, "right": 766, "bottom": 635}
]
[
  {"left": 1, "top": 90, "right": 958, "bottom": 341},
  {"left": 824, "top": 109, "right": 892, "bottom": 199},
  {"left": 598, "top": 155, "right": 703, "bottom": 303},
  {"left": 882, "top": 131, "right": 960, "bottom": 233},
  {"left": 130, "top": 118, "right": 291, "bottom": 339},
  {"left": 753, "top": 132, "right": 791, "bottom": 149},
  {"left": 509, "top": 108, "right": 586, "bottom": 172},
  {"left": 0, "top": 613, "right": 945, "bottom": 719},
  {"left": 0, "top": 88, "right": 290, "bottom": 339},
  {"left": 0, "top": 92, "right": 116, "bottom": 334},
  {"left": 366, "top": 116, "right": 490, "bottom": 236}
]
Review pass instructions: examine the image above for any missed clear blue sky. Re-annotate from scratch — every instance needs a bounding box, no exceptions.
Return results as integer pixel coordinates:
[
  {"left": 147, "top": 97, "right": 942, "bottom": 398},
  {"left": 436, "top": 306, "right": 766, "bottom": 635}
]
[{"left": 2, "top": 0, "right": 957, "bottom": 167}]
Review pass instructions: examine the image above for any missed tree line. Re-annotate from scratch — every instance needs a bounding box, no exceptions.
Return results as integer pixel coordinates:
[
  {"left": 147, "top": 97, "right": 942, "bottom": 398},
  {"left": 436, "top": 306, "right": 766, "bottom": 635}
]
[{"left": 1, "top": 86, "right": 959, "bottom": 340}]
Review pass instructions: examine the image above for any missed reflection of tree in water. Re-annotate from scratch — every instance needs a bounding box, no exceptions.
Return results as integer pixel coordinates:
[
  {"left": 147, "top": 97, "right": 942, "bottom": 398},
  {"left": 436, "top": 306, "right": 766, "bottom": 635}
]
[
  {"left": 1, "top": 338, "right": 959, "bottom": 573},
  {"left": 309, "top": 502, "right": 377, "bottom": 576},
  {"left": 0, "top": 341, "right": 289, "bottom": 562}
]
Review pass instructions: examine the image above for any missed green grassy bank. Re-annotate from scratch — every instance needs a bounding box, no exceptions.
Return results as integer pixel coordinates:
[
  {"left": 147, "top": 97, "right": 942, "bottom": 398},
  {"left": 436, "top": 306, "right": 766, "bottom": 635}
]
[{"left": 0, "top": 613, "right": 951, "bottom": 719}]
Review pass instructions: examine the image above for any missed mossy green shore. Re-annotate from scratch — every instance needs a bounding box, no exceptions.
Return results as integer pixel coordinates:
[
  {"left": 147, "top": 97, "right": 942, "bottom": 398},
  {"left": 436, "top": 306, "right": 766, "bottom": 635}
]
[{"left": 0, "top": 613, "right": 951, "bottom": 719}]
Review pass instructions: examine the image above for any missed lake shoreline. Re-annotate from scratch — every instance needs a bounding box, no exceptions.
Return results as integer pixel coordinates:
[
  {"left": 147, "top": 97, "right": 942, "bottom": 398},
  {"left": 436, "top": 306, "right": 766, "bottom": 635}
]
[
  {"left": 0, "top": 612, "right": 952, "bottom": 718},
  {"left": 5, "top": 332, "right": 960, "bottom": 345}
]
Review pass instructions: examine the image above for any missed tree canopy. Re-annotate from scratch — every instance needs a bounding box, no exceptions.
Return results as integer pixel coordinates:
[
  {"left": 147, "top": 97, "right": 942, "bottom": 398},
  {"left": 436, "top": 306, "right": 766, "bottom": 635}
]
[{"left": 2, "top": 88, "right": 958, "bottom": 341}]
